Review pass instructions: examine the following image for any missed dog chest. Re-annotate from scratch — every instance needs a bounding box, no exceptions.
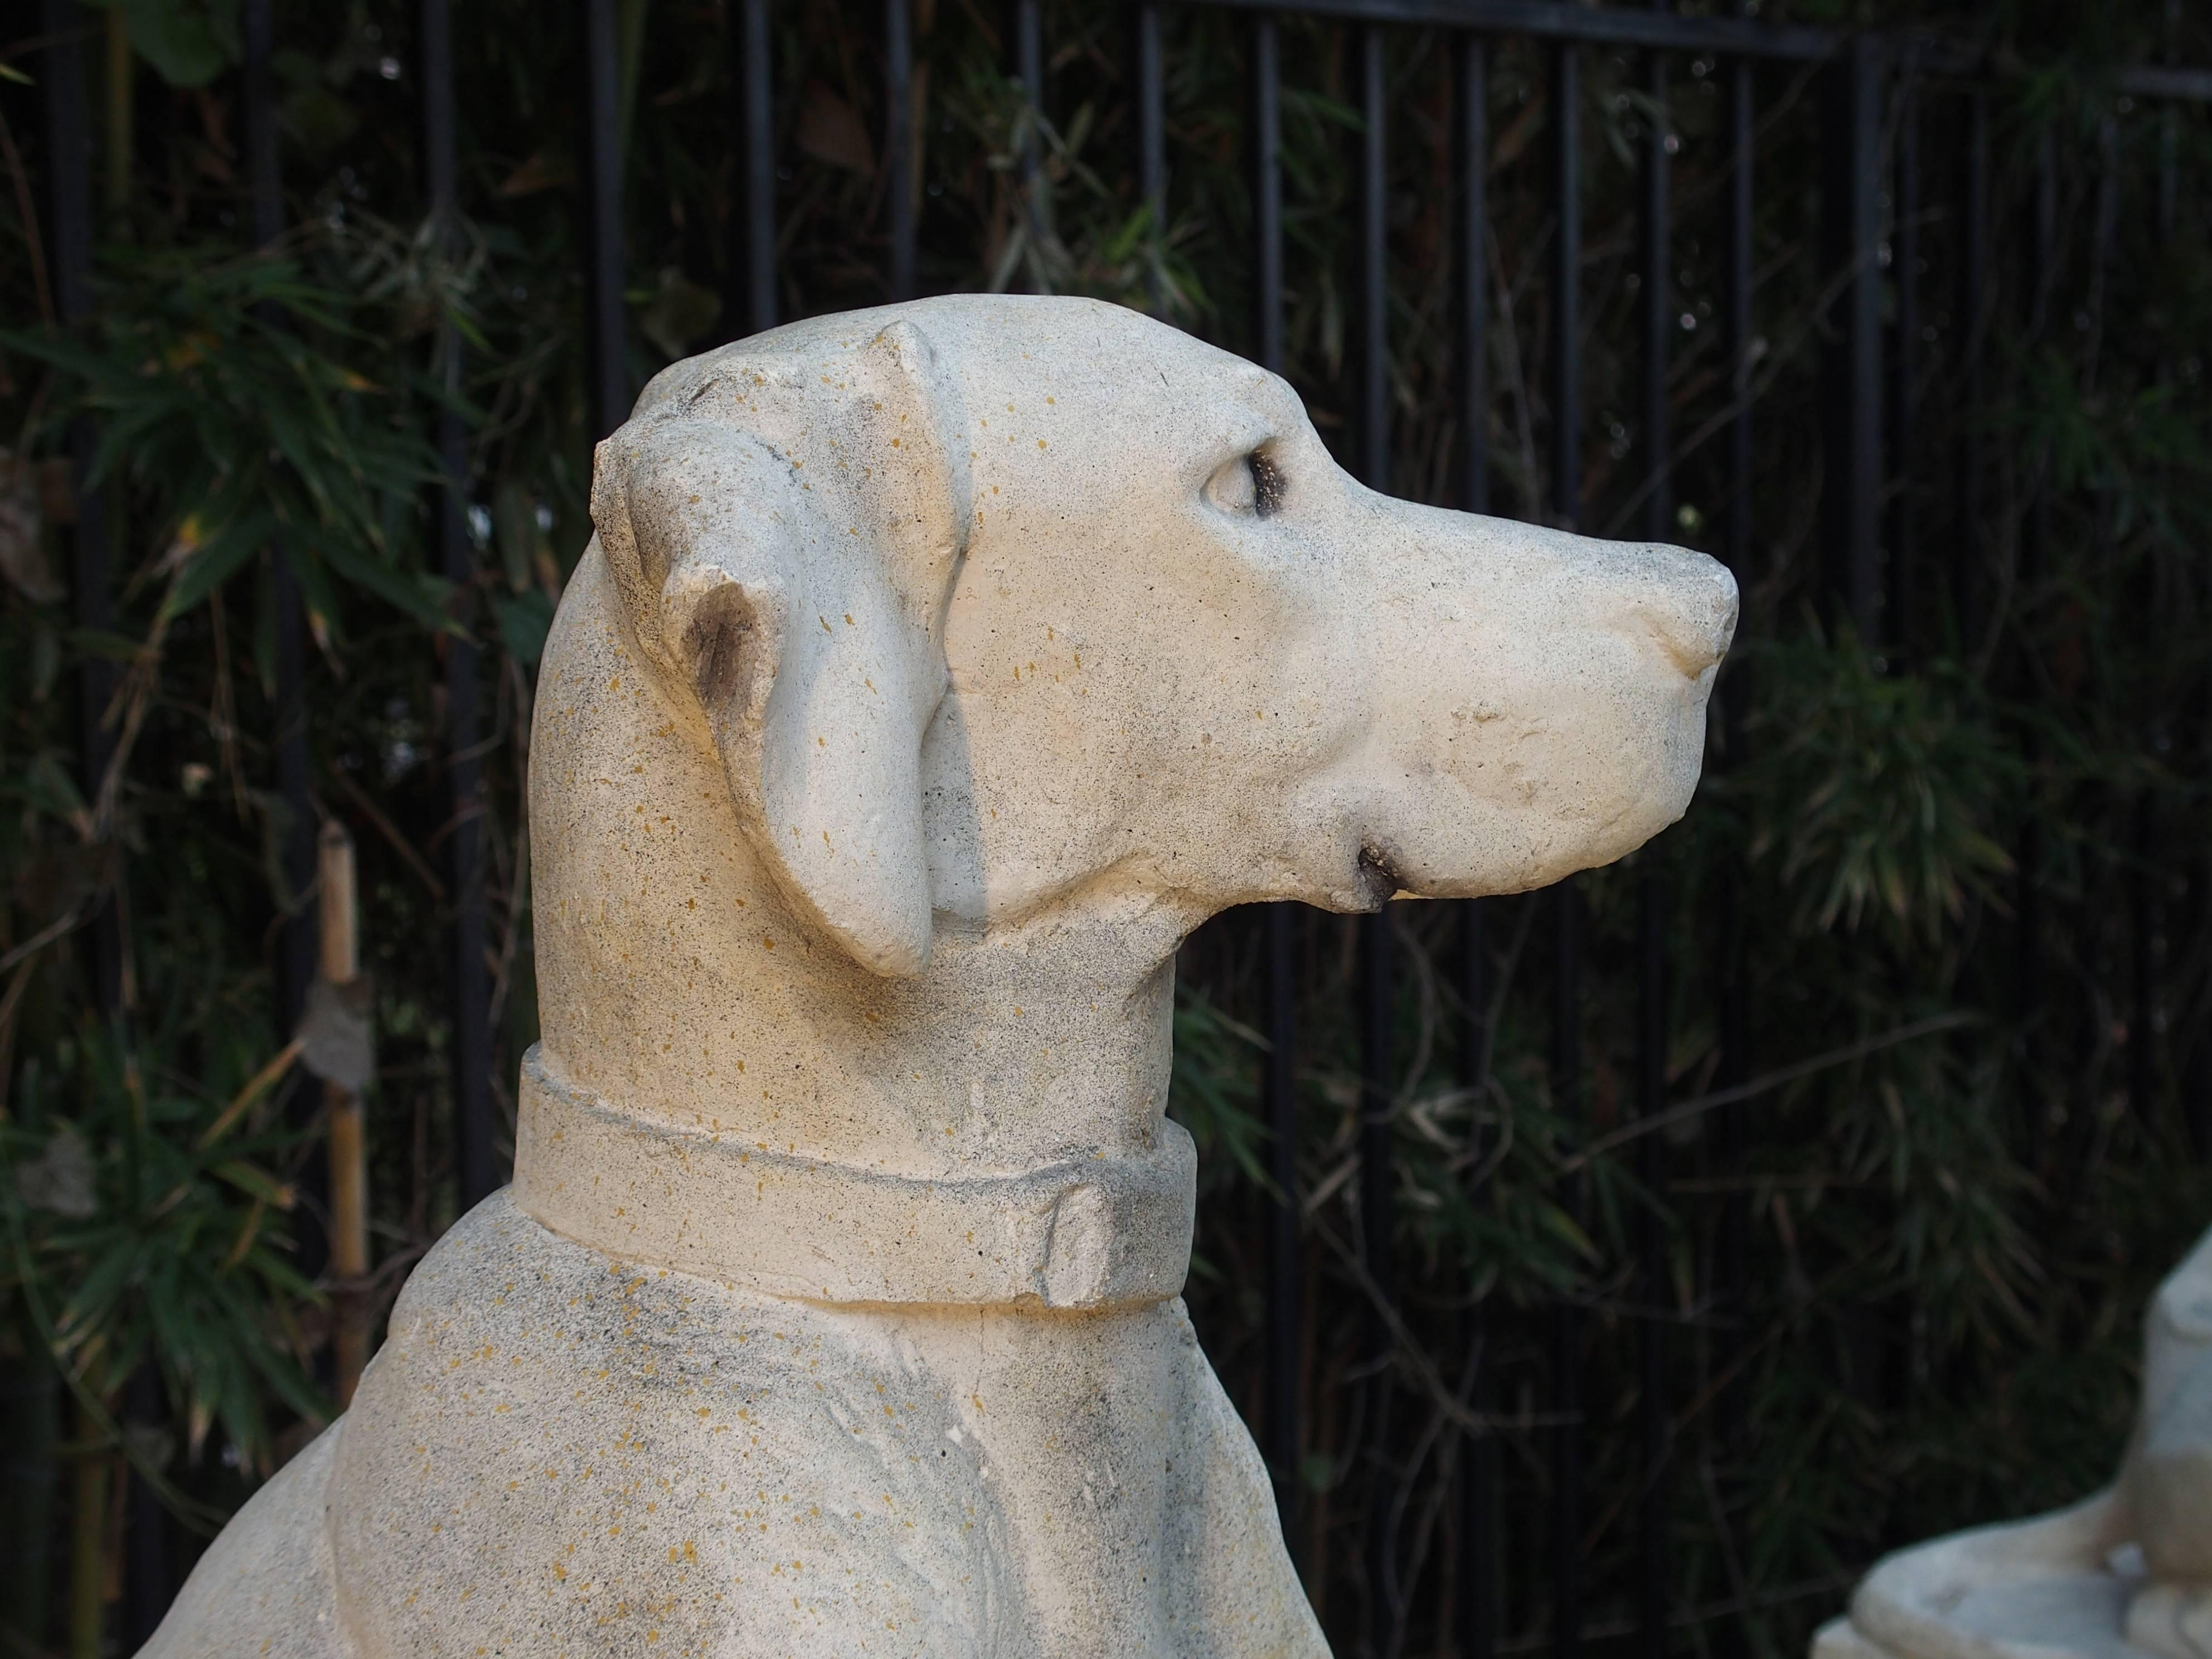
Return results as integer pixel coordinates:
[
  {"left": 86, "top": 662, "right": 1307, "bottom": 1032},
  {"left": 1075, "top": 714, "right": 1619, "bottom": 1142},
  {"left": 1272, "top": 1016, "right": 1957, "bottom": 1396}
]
[{"left": 322, "top": 1195, "right": 1321, "bottom": 1658}]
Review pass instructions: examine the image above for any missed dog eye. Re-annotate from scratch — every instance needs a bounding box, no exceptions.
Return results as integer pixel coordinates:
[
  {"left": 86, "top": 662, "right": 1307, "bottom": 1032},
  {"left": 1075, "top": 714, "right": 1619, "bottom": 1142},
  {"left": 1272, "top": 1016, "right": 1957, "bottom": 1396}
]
[
  {"left": 1249, "top": 450, "right": 1286, "bottom": 517},
  {"left": 1205, "top": 450, "right": 1287, "bottom": 518}
]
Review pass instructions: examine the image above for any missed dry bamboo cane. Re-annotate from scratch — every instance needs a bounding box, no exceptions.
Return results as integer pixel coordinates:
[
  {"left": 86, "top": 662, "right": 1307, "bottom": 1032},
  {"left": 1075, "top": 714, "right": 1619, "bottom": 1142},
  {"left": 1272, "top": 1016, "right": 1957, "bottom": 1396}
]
[
  {"left": 67, "top": 1395, "right": 106, "bottom": 1659},
  {"left": 318, "top": 821, "right": 370, "bottom": 1405}
]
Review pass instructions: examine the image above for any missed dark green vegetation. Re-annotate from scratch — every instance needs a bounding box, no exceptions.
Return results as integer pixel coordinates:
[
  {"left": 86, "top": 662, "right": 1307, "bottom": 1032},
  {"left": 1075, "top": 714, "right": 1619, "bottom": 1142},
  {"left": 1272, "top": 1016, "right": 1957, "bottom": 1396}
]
[{"left": 2, "top": 1, "right": 2210, "bottom": 1655}]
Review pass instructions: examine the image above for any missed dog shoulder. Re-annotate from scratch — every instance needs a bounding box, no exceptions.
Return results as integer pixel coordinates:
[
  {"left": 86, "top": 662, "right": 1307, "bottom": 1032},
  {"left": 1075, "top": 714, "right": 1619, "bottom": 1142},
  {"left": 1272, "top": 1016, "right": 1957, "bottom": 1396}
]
[
  {"left": 324, "top": 1193, "right": 1019, "bottom": 1657},
  {"left": 136, "top": 1423, "right": 350, "bottom": 1658}
]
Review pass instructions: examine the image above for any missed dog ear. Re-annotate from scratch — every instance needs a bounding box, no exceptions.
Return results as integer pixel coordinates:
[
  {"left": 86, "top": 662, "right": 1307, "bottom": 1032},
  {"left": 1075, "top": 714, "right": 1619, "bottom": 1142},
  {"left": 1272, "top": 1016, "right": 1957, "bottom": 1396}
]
[{"left": 589, "top": 321, "right": 971, "bottom": 977}]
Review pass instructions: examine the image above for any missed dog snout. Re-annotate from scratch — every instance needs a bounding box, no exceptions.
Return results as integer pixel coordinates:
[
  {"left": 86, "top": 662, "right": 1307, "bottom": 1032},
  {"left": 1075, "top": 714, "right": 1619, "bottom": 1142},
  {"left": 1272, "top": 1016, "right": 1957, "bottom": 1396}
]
[{"left": 1622, "top": 546, "right": 1738, "bottom": 678}]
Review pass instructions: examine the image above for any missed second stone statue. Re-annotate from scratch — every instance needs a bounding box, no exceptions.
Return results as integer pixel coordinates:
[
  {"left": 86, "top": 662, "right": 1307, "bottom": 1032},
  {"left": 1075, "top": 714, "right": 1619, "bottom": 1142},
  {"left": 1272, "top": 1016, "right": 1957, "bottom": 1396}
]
[{"left": 140, "top": 295, "right": 1735, "bottom": 1657}]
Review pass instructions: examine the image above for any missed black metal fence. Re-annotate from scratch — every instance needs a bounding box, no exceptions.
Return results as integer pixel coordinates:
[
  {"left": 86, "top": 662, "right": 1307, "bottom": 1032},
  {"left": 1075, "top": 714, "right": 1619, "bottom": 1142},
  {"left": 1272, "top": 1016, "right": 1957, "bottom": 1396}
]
[
  {"left": 580, "top": 8, "right": 2212, "bottom": 1656},
  {"left": 31, "top": 0, "right": 2212, "bottom": 1653}
]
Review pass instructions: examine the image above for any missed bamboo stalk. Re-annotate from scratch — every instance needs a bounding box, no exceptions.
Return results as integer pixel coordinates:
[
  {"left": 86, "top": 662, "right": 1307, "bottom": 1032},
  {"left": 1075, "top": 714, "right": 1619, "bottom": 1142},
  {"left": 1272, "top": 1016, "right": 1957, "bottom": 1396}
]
[
  {"left": 67, "top": 1399, "right": 105, "bottom": 1659},
  {"left": 318, "top": 821, "right": 370, "bottom": 1406}
]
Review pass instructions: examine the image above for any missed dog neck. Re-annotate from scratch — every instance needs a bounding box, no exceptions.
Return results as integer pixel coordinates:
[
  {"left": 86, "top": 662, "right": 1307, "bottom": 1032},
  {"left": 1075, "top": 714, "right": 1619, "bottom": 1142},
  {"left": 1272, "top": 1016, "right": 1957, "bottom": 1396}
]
[{"left": 515, "top": 555, "right": 1201, "bottom": 1306}]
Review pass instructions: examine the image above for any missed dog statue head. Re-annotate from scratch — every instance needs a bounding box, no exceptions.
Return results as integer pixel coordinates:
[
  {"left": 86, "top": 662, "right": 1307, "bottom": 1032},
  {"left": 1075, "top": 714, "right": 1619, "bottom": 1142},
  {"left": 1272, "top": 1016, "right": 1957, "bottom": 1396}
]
[{"left": 518, "top": 296, "right": 1733, "bottom": 1297}]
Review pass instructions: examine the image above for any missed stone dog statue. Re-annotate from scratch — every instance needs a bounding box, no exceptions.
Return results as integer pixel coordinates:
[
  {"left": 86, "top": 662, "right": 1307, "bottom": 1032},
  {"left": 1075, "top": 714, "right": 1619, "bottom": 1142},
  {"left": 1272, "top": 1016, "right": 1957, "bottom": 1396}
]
[
  {"left": 142, "top": 295, "right": 1735, "bottom": 1657},
  {"left": 1816, "top": 1225, "right": 2212, "bottom": 1659}
]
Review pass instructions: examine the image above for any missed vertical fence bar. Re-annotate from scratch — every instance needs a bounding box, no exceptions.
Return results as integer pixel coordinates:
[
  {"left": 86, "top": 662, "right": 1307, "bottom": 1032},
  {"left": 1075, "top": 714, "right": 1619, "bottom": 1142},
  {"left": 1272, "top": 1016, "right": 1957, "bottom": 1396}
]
[
  {"left": 1456, "top": 31, "right": 1495, "bottom": 1659},
  {"left": 242, "top": 0, "right": 317, "bottom": 1082},
  {"left": 1359, "top": 27, "right": 1389, "bottom": 496},
  {"left": 584, "top": 0, "right": 628, "bottom": 434},
  {"left": 2090, "top": 108, "right": 2153, "bottom": 1128},
  {"left": 1360, "top": 901, "right": 1398, "bottom": 1659},
  {"left": 2158, "top": 59, "right": 2205, "bottom": 1160},
  {"left": 1459, "top": 35, "right": 1488, "bottom": 520},
  {"left": 207, "top": 0, "right": 311, "bottom": 1630},
  {"left": 2158, "top": 99, "right": 2179, "bottom": 249},
  {"left": 41, "top": 7, "right": 142, "bottom": 1638},
  {"left": 1551, "top": 44, "right": 1581, "bottom": 534},
  {"left": 2029, "top": 121, "right": 2058, "bottom": 339},
  {"left": 1265, "top": 900, "right": 1302, "bottom": 1527},
  {"left": 1955, "top": 92, "right": 1987, "bottom": 654},
  {"left": 2017, "top": 123, "right": 2057, "bottom": 1144},
  {"left": 242, "top": 0, "right": 282, "bottom": 324},
  {"left": 1710, "top": 35, "right": 1755, "bottom": 1659},
  {"left": 1713, "top": 28, "right": 1755, "bottom": 1659},
  {"left": 1254, "top": 18, "right": 1285, "bottom": 376},
  {"left": 1356, "top": 31, "right": 1398, "bottom": 1656},
  {"left": 120, "top": 1363, "right": 167, "bottom": 1642},
  {"left": 1641, "top": 39, "right": 1670, "bottom": 547},
  {"left": 885, "top": 0, "right": 915, "bottom": 300},
  {"left": 1818, "top": 36, "right": 1884, "bottom": 643},
  {"left": 1889, "top": 80, "right": 1920, "bottom": 661},
  {"left": 1723, "top": 31, "right": 1753, "bottom": 682},
  {"left": 2133, "top": 795, "right": 2158, "bottom": 1120},
  {"left": 39, "top": 0, "right": 120, "bottom": 1019},
  {"left": 1549, "top": 38, "right": 1583, "bottom": 1659},
  {"left": 1550, "top": 882, "right": 1582, "bottom": 1659},
  {"left": 1637, "top": 872, "right": 1668, "bottom": 1659},
  {"left": 1458, "top": 894, "right": 1495, "bottom": 1659},
  {"left": 423, "top": 0, "right": 496, "bottom": 1206},
  {"left": 1637, "top": 17, "right": 1672, "bottom": 1658},
  {"left": 242, "top": 0, "right": 331, "bottom": 1438},
  {"left": 1136, "top": 2, "right": 1166, "bottom": 313},
  {"left": 2161, "top": 12, "right": 2201, "bottom": 1157},
  {"left": 1012, "top": 0, "right": 1044, "bottom": 274},
  {"left": 732, "top": 0, "right": 777, "bottom": 335},
  {"left": 1251, "top": 13, "right": 1302, "bottom": 1553}
]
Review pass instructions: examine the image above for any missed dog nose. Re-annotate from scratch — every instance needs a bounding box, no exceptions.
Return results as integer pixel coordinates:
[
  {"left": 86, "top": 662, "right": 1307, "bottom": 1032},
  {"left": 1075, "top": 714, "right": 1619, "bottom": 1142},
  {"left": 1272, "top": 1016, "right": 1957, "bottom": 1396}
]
[{"left": 1626, "top": 546, "right": 1738, "bottom": 678}]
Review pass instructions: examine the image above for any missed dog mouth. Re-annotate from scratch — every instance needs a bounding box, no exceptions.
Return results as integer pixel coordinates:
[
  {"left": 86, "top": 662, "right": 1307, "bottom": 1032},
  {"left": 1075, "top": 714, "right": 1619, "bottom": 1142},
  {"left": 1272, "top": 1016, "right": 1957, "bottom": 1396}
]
[{"left": 1355, "top": 845, "right": 1405, "bottom": 910}]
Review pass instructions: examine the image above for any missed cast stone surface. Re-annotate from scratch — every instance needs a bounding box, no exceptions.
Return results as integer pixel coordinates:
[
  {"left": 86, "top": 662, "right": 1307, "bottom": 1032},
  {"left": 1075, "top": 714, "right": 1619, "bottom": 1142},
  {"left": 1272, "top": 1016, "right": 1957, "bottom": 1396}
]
[
  {"left": 140, "top": 293, "right": 1735, "bottom": 1657},
  {"left": 1815, "top": 1227, "right": 2212, "bottom": 1659}
]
